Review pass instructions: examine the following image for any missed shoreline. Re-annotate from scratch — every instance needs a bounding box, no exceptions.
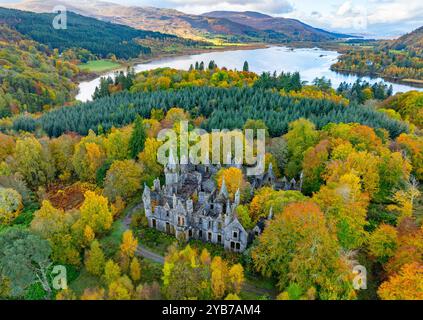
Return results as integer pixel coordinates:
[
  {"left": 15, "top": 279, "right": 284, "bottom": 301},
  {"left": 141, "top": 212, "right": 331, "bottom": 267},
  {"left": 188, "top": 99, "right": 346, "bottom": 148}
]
[
  {"left": 330, "top": 67, "right": 423, "bottom": 88},
  {"left": 75, "top": 43, "right": 270, "bottom": 83}
]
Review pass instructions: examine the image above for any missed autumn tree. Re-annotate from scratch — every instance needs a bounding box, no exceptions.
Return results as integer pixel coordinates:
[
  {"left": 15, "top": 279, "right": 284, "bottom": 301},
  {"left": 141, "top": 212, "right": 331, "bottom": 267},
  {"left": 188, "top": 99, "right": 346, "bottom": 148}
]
[
  {"left": 216, "top": 167, "right": 244, "bottom": 200},
  {"left": 85, "top": 240, "right": 106, "bottom": 276},
  {"left": 225, "top": 293, "right": 241, "bottom": 300},
  {"left": 283, "top": 119, "right": 319, "bottom": 177},
  {"left": 314, "top": 173, "right": 369, "bottom": 250},
  {"left": 81, "top": 287, "right": 105, "bottom": 300},
  {"left": 104, "top": 259, "right": 121, "bottom": 285},
  {"left": 31, "top": 200, "right": 81, "bottom": 265},
  {"left": 302, "top": 139, "right": 330, "bottom": 194},
  {"left": 138, "top": 138, "right": 163, "bottom": 184},
  {"left": 72, "top": 130, "right": 106, "bottom": 182},
  {"left": 105, "top": 127, "right": 131, "bottom": 161},
  {"left": 378, "top": 262, "right": 423, "bottom": 300},
  {"left": 236, "top": 205, "right": 254, "bottom": 230},
  {"left": 103, "top": 160, "right": 142, "bottom": 201},
  {"left": 72, "top": 191, "right": 113, "bottom": 246},
  {"left": 130, "top": 258, "right": 141, "bottom": 283},
  {"left": 56, "top": 289, "right": 77, "bottom": 300},
  {"left": 14, "top": 136, "right": 53, "bottom": 188},
  {"left": 119, "top": 230, "right": 138, "bottom": 271},
  {"left": 211, "top": 256, "right": 229, "bottom": 299},
  {"left": 249, "top": 188, "right": 307, "bottom": 223},
  {"left": 0, "top": 132, "right": 15, "bottom": 162},
  {"left": 162, "top": 245, "right": 211, "bottom": 300},
  {"left": 252, "top": 201, "right": 355, "bottom": 299},
  {"left": 377, "top": 150, "right": 411, "bottom": 201},
  {"left": 387, "top": 177, "right": 420, "bottom": 223},
  {"left": 162, "top": 107, "right": 189, "bottom": 128},
  {"left": 108, "top": 275, "right": 134, "bottom": 300},
  {"left": 385, "top": 218, "right": 423, "bottom": 275},
  {"left": 228, "top": 264, "right": 244, "bottom": 294},
  {"left": 49, "top": 134, "right": 79, "bottom": 181},
  {"left": 267, "top": 137, "right": 288, "bottom": 174},
  {"left": 396, "top": 133, "right": 423, "bottom": 180},
  {"left": 368, "top": 224, "right": 398, "bottom": 263},
  {"left": 0, "top": 187, "right": 23, "bottom": 225}
]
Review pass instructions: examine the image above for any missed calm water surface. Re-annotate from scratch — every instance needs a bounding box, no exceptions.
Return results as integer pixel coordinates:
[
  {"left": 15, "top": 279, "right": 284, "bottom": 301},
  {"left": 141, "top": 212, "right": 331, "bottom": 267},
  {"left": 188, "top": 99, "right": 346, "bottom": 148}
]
[{"left": 76, "top": 46, "right": 423, "bottom": 102}]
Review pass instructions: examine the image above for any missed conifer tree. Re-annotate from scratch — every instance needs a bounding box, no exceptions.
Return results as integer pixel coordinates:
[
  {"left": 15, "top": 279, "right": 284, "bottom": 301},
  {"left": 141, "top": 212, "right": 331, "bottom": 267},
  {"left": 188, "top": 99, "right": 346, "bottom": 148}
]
[{"left": 129, "top": 115, "right": 147, "bottom": 159}]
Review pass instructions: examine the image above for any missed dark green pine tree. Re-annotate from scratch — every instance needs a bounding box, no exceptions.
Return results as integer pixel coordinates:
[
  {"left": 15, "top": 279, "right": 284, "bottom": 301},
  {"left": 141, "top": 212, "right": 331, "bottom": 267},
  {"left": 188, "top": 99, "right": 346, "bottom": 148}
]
[
  {"left": 243, "top": 61, "right": 249, "bottom": 72},
  {"left": 129, "top": 115, "right": 147, "bottom": 159}
]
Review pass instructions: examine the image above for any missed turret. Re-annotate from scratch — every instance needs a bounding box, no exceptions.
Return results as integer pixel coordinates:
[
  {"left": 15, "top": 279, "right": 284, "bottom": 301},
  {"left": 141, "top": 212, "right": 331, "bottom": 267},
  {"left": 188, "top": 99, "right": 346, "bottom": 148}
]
[
  {"left": 225, "top": 199, "right": 232, "bottom": 226},
  {"left": 219, "top": 177, "right": 229, "bottom": 199},
  {"left": 167, "top": 148, "right": 178, "bottom": 172},
  {"left": 173, "top": 194, "right": 177, "bottom": 209},
  {"left": 142, "top": 184, "right": 152, "bottom": 216},
  {"left": 153, "top": 178, "right": 161, "bottom": 192},
  {"left": 268, "top": 162, "right": 274, "bottom": 178},
  {"left": 186, "top": 199, "right": 193, "bottom": 215},
  {"left": 234, "top": 188, "right": 241, "bottom": 208}
]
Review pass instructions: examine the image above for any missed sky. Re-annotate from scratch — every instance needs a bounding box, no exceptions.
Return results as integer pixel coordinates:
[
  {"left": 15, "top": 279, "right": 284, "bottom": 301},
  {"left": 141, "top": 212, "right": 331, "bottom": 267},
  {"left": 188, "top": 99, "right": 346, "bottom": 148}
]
[
  {"left": 3, "top": 0, "right": 423, "bottom": 36},
  {"left": 124, "top": 0, "right": 423, "bottom": 36}
]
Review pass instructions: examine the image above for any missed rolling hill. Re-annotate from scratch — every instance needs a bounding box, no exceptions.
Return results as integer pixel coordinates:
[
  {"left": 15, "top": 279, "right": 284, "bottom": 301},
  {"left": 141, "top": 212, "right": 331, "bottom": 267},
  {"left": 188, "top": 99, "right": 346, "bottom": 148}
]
[
  {"left": 0, "top": 7, "right": 176, "bottom": 59},
  {"left": 387, "top": 26, "right": 423, "bottom": 55},
  {"left": 4, "top": 0, "right": 351, "bottom": 43},
  {"left": 0, "top": 25, "right": 78, "bottom": 116},
  {"left": 202, "top": 11, "right": 351, "bottom": 41}
]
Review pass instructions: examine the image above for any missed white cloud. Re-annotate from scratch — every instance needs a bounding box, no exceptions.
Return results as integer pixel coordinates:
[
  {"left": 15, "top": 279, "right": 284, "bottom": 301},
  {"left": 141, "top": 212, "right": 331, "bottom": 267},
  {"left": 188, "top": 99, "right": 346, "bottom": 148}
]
[
  {"left": 284, "top": 0, "right": 422, "bottom": 36},
  {"left": 146, "top": 0, "right": 294, "bottom": 15}
]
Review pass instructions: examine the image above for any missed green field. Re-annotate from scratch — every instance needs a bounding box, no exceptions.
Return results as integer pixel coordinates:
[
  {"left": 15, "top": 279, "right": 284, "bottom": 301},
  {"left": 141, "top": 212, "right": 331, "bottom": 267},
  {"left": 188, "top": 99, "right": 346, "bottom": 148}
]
[{"left": 78, "top": 60, "right": 122, "bottom": 72}]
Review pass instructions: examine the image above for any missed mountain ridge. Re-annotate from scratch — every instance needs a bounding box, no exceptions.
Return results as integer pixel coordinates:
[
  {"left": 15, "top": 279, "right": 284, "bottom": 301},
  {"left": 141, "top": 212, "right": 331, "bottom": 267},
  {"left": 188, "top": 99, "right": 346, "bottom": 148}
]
[{"left": 2, "top": 0, "right": 352, "bottom": 43}]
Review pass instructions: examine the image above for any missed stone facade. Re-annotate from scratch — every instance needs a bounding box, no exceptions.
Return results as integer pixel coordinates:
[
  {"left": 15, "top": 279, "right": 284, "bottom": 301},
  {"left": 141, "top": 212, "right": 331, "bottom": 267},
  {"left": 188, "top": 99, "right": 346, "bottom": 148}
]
[{"left": 142, "top": 152, "right": 303, "bottom": 252}]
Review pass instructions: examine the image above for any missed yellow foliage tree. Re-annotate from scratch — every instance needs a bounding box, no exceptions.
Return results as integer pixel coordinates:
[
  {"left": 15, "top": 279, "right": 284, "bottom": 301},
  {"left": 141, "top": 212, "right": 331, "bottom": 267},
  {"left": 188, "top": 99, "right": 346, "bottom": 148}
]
[
  {"left": 216, "top": 167, "right": 244, "bottom": 200},
  {"left": 81, "top": 287, "right": 105, "bottom": 300},
  {"left": 0, "top": 187, "right": 23, "bottom": 225},
  {"left": 130, "top": 258, "right": 141, "bottom": 283},
  {"left": 79, "top": 191, "right": 113, "bottom": 235},
  {"left": 120, "top": 230, "right": 138, "bottom": 259},
  {"left": 211, "top": 256, "right": 229, "bottom": 299},
  {"left": 108, "top": 276, "right": 134, "bottom": 300},
  {"left": 85, "top": 240, "right": 105, "bottom": 277},
  {"left": 378, "top": 262, "right": 423, "bottom": 300},
  {"left": 104, "top": 259, "right": 121, "bottom": 285},
  {"left": 228, "top": 264, "right": 244, "bottom": 294}
]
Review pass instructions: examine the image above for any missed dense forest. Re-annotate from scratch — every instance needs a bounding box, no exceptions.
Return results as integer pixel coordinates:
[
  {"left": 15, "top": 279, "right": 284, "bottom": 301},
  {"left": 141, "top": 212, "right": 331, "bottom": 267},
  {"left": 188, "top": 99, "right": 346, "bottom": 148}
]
[
  {"left": 331, "top": 26, "right": 423, "bottom": 82},
  {"left": 0, "top": 25, "right": 78, "bottom": 116},
  {"left": 0, "top": 102, "right": 422, "bottom": 300},
  {"left": 13, "top": 85, "right": 408, "bottom": 138},
  {"left": 1, "top": 0, "right": 422, "bottom": 303},
  {"left": 0, "top": 8, "right": 177, "bottom": 59}
]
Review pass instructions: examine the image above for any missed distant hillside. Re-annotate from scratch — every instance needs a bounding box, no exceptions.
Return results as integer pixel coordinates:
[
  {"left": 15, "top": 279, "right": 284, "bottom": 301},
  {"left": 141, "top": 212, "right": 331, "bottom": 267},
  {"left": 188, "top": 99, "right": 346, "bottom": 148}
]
[
  {"left": 0, "top": 7, "right": 175, "bottom": 59},
  {"left": 0, "top": 25, "right": 78, "bottom": 116},
  {"left": 5, "top": 0, "right": 351, "bottom": 43},
  {"left": 387, "top": 26, "right": 423, "bottom": 55},
  {"left": 202, "top": 11, "right": 353, "bottom": 41},
  {"left": 332, "top": 26, "right": 423, "bottom": 82}
]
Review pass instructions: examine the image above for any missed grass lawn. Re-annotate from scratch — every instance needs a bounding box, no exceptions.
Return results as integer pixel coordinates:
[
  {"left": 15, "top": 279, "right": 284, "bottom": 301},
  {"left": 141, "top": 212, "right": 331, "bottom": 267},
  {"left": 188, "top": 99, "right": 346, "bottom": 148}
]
[{"left": 78, "top": 60, "right": 121, "bottom": 73}]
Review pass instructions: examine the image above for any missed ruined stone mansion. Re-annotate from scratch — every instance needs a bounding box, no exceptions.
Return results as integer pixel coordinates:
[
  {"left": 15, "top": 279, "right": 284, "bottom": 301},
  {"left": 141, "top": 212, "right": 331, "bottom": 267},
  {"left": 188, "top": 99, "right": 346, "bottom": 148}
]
[{"left": 142, "top": 152, "right": 303, "bottom": 252}]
